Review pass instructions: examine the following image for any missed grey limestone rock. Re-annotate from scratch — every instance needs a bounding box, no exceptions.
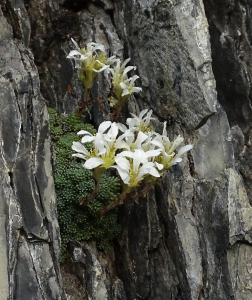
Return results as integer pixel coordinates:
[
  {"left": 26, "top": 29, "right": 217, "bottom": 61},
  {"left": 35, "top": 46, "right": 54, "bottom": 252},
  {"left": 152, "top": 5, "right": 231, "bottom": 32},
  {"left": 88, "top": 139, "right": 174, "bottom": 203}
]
[
  {"left": 203, "top": 0, "right": 252, "bottom": 200},
  {"left": 1, "top": 0, "right": 252, "bottom": 299},
  {"left": 64, "top": 242, "right": 127, "bottom": 300},
  {"left": 0, "top": 6, "right": 65, "bottom": 300}
]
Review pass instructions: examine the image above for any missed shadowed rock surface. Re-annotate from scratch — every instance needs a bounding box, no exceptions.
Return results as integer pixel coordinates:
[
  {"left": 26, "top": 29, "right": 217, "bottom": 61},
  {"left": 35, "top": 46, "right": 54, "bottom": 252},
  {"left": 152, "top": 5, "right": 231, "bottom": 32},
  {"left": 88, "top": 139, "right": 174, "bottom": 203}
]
[{"left": 1, "top": 0, "right": 252, "bottom": 299}]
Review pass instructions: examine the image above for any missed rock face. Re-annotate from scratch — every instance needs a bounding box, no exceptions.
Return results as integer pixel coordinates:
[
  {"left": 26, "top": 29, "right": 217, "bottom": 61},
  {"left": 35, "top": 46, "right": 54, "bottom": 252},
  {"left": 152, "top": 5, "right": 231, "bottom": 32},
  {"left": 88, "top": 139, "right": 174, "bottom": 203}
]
[
  {"left": 1, "top": 0, "right": 252, "bottom": 299},
  {"left": 0, "top": 4, "right": 65, "bottom": 300},
  {"left": 203, "top": 0, "right": 252, "bottom": 201}
]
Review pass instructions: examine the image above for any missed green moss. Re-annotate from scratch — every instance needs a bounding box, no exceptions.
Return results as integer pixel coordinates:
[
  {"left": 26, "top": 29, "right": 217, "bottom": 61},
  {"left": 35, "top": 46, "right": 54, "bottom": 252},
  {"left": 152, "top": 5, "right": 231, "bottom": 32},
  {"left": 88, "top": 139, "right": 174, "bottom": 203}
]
[{"left": 48, "top": 108, "right": 121, "bottom": 262}]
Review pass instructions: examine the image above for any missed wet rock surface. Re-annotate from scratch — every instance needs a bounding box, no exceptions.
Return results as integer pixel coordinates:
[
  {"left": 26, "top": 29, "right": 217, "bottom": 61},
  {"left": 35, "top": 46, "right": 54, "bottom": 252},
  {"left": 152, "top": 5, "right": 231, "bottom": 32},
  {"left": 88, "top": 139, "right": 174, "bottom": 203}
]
[{"left": 1, "top": 0, "right": 252, "bottom": 299}]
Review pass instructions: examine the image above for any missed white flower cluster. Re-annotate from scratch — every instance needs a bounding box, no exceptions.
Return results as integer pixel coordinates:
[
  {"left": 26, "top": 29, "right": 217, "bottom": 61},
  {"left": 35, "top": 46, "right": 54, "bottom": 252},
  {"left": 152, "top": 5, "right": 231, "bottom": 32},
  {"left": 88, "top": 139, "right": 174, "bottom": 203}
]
[
  {"left": 72, "top": 109, "right": 193, "bottom": 188},
  {"left": 67, "top": 39, "right": 142, "bottom": 99}
]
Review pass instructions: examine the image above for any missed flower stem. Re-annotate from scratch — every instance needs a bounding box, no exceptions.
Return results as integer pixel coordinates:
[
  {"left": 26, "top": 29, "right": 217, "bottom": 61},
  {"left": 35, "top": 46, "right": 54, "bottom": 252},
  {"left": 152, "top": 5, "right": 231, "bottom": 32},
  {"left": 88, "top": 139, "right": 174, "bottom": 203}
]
[
  {"left": 98, "top": 192, "right": 127, "bottom": 216},
  {"left": 97, "top": 181, "right": 158, "bottom": 216},
  {"left": 77, "top": 88, "right": 91, "bottom": 115}
]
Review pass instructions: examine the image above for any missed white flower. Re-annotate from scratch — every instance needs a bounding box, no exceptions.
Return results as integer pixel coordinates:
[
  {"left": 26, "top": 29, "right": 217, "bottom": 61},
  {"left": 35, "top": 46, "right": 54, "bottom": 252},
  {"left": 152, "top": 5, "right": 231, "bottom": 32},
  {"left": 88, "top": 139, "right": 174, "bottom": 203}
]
[
  {"left": 119, "top": 130, "right": 149, "bottom": 151},
  {"left": 127, "top": 109, "right": 154, "bottom": 133},
  {"left": 109, "top": 58, "right": 142, "bottom": 101},
  {"left": 110, "top": 58, "right": 136, "bottom": 85},
  {"left": 73, "top": 122, "right": 132, "bottom": 170},
  {"left": 151, "top": 123, "right": 193, "bottom": 169},
  {"left": 93, "top": 55, "right": 117, "bottom": 73},
  {"left": 119, "top": 75, "right": 142, "bottom": 97},
  {"left": 82, "top": 131, "right": 116, "bottom": 169},
  {"left": 67, "top": 38, "right": 105, "bottom": 62},
  {"left": 67, "top": 38, "right": 116, "bottom": 74},
  {"left": 113, "top": 149, "right": 161, "bottom": 187}
]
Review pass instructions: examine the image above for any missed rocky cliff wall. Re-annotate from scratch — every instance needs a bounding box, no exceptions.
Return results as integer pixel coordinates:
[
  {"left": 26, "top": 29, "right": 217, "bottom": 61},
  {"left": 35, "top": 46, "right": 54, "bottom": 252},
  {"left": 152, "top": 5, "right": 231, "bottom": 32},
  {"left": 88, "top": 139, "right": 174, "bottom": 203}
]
[
  {"left": 0, "top": 0, "right": 252, "bottom": 299},
  {"left": 0, "top": 2, "right": 64, "bottom": 299}
]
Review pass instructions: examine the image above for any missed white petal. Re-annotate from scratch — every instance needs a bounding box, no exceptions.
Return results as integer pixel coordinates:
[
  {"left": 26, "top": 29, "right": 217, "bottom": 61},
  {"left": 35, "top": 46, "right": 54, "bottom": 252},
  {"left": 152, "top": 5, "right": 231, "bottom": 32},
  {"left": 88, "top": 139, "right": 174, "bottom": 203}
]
[
  {"left": 177, "top": 144, "right": 193, "bottom": 157},
  {"left": 121, "top": 89, "right": 130, "bottom": 97},
  {"left": 148, "top": 167, "right": 161, "bottom": 177},
  {"left": 137, "top": 170, "right": 149, "bottom": 181},
  {"left": 67, "top": 50, "right": 81, "bottom": 57},
  {"left": 170, "top": 135, "right": 184, "bottom": 152},
  {"left": 162, "top": 121, "right": 167, "bottom": 136},
  {"left": 77, "top": 130, "right": 93, "bottom": 136},
  {"left": 71, "top": 38, "right": 81, "bottom": 51},
  {"left": 117, "top": 123, "right": 128, "bottom": 132},
  {"left": 144, "top": 110, "right": 153, "bottom": 126},
  {"left": 133, "top": 149, "right": 146, "bottom": 171},
  {"left": 126, "top": 133, "right": 135, "bottom": 145},
  {"left": 106, "top": 56, "right": 117, "bottom": 65},
  {"left": 98, "top": 121, "right": 111, "bottom": 133},
  {"left": 115, "top": 140, "right": 130, "bottom": 150},
  {"left": 117, "top": 151, "right": 134, "bottom": 158},
  {"left": 109, "top": 68, "right": 115, "bottom": 77},
  {"left": 94, "top": 133, "right": 105, "bottom": 152},
  {"left": 155, "top": 162, "right": 164, "bottom": 170},
  {"left": 131, "top": 87, "right": 142, "bottom": 93},
  {"left": 98, "top": 148, "right": 106, "bottom": 155},
  {"left": 129, "top": 75, "right": 139, "bottom": 85},
  {"left": 93, "top": 44, "right": 106, "bottom": 52},
  {"left": 119, "top": 82, "right": 127, "bottom": 89},
  {"left": 163, "top": 136, "right": 171, "bottom": 148},
  {"left": 72, "top": 142, "right": 89, "bottom": 155},
  {"left": 115, "top": 156, "right": 130, "bottom": 170},
  {"left": 93, "top": 65, "right": 109, "bottom": 73},
  {"left": 110, "top": 122, "right": 119, "bottom": 139},
  {"left": 135, "top": 131, "right": 148, "bottom": 148},
  {"left": 123, "top": 66, "right": 136, "bottom": 75},
  {"left": 72, "top": 153, "right": 86, "bottom": 160},
  {"left": 81, "top": 135, "right": 95, "bottom": 143},
  {"left": 84, "top": 157, "right": 104, "bottom": 169},
  {"left": 121, "top": 58, "right": 131, "bottom": 69},
  {"left": 141, "top": 162, "right": 155, "bottom": 169},
  {"left": 67, "top": 50, "right": 86, "bottom": 60},
  {"left": 137, "top": 163, "right": 154, "bottom": 181},
  {"left": 145, "top": 149, "right": 161, "bottom": 158},
  {"left": 113, "top": 166, "right": 130, "bottom": 184},
  {"left": 151, "top": 139, "right": 164, "bottom": 149},
  {"left": 173, "top": 157, "right": 182, "bottom": 163},
  {"left": 139, "top": 109, "right": 148, "bottom": 119}
]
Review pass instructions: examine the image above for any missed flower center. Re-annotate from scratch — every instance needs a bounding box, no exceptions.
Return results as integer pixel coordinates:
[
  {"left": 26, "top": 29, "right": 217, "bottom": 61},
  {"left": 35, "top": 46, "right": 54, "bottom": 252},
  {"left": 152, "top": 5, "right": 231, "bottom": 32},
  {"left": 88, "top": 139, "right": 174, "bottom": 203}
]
[
  {"left": 102, "top": 149, "right": 116, "bottom": 169},
  {"left": 128, "top": 166, "right": 139, "bottom": 187}
]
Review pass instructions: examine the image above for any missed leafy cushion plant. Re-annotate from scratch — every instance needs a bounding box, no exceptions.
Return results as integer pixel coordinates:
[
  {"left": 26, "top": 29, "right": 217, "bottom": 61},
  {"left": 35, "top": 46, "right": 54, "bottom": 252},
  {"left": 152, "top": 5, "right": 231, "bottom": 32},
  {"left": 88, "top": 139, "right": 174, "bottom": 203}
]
[{"left": 48, "top": 108, "right": 121, "bottom": 262}]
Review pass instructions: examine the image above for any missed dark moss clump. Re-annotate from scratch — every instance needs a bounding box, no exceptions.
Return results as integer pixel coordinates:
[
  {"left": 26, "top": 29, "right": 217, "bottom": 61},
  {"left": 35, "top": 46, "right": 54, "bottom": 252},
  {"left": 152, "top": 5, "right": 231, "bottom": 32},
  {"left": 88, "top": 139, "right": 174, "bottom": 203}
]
[{"left": 48, "top": 108, "right": 121, "bottom": 262}]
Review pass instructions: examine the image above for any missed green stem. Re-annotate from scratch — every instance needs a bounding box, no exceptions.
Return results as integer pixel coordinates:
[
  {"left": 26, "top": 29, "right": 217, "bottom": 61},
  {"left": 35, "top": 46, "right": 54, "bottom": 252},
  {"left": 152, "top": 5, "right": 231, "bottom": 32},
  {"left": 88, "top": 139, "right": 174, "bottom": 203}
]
[{"left": 85, "top": 88, "right": 90, "bottom": 103}]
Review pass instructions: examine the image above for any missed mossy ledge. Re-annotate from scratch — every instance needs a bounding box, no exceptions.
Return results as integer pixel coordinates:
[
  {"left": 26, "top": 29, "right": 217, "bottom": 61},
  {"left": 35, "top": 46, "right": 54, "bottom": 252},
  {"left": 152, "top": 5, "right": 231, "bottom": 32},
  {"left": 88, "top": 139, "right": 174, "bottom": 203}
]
[{"left": 48, "top": 108, "right": 121, "bottom": 262}]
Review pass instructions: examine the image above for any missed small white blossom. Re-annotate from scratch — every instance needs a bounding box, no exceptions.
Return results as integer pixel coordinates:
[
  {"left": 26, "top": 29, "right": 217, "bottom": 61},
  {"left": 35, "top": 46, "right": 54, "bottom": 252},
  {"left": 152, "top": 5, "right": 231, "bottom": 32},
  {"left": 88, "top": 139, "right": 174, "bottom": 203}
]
[
  {"left": 67, "top": 38, "right": 116, "bottom": 77},
  {"left": 151, "top": 122, "right": 193, "bottom": 169},
  {"left": 113, "top": 149, "right": 161, "bottom": 187},
  {"left": 127, "top": 109, "right": 154, "bottom": 133},
  {"left": 67, "top": 38, "right": 105, "bottom": 62},
  {"left": 72, "top": 122, "right": 129, "bottom": 170},
  {"left": 110, "top": 58, "right": 136, "bottom": 85},
  {"left": 120, "top": 75, "right": 142, "bottom": 97}
]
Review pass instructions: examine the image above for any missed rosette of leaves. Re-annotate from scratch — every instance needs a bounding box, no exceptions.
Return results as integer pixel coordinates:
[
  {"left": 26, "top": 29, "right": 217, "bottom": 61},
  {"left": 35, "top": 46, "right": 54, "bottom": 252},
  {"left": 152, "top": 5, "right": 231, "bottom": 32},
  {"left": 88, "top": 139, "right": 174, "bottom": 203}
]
[{"left": 48, "top": 108, "right": 121, "bottom": 262}]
